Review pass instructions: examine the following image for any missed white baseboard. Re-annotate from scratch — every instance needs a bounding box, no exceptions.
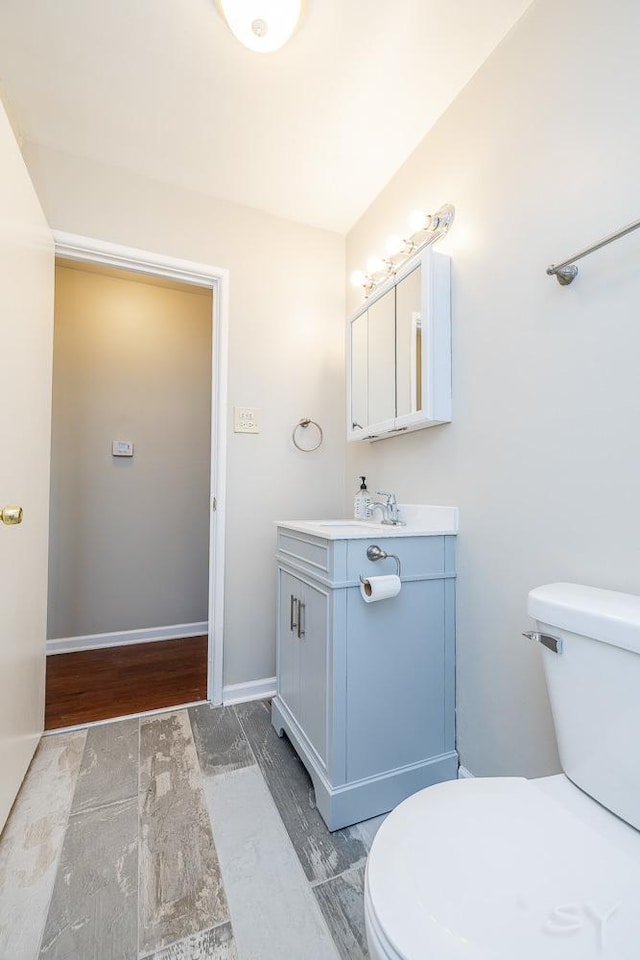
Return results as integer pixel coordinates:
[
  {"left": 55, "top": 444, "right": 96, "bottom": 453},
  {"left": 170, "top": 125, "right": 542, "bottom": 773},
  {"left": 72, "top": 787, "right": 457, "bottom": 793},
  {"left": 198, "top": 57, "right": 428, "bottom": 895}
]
[
  {"left": 47, "top": 622, "right": 208, "bottom": 655},
  {"left": 223, "top": 677, "right": 277, "bottom": 706},
  {"left": 458, "top": 765, "right": 475, "bottom": 779}
]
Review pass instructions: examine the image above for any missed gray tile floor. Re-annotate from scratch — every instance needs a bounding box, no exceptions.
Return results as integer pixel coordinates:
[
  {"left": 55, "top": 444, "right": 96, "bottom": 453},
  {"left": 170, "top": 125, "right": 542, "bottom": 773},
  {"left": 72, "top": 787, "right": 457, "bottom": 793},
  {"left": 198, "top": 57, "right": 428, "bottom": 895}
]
[{"left": 0, "top": 700, "right": 384, "bottom": 960}]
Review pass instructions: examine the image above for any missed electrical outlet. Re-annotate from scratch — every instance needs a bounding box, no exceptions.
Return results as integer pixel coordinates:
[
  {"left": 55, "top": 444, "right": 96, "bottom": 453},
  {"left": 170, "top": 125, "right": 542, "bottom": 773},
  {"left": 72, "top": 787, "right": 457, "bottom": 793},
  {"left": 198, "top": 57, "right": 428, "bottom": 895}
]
[{"left": 234, "top": 406, "right": 260, "bottom": 434}]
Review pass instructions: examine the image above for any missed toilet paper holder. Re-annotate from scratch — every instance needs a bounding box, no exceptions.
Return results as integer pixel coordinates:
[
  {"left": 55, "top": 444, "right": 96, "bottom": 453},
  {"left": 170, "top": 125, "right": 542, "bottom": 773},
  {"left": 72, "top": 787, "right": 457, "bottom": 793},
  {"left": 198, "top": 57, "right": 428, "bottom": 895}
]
[{"left": 359, "top": 544, "right": 402, "bottom": 583}]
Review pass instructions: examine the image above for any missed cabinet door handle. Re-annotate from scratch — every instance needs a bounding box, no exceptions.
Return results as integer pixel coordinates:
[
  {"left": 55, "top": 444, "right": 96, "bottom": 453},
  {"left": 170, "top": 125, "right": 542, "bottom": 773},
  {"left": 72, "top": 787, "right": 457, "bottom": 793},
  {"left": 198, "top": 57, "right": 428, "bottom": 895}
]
[
  {"left": 290, "top": 594, "right": 298, "bottom": 631},
  {"left": 297, "top": 601, "right": 306, "bottom": 639}
]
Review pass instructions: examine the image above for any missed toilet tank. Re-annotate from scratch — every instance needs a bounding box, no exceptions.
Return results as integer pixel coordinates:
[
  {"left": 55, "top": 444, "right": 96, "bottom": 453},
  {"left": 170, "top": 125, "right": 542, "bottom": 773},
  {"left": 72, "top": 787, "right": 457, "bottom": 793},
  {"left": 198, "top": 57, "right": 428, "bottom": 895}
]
[{"left": 528, "top": 582, "right": 640, "bottom": 831}]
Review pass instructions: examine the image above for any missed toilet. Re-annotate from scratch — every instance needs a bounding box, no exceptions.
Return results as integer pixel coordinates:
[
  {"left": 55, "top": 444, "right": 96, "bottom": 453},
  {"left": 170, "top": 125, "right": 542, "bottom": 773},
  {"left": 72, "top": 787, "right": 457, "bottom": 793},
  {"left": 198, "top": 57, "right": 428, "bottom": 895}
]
[{"left": 365, "top": 582, "right": 640, "bottom": 959}]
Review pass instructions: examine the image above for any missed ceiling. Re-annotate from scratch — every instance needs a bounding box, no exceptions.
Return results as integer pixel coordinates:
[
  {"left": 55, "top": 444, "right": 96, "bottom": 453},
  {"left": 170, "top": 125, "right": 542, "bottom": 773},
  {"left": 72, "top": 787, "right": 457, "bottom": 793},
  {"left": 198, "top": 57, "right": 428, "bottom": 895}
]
[{"left": 0, "top": 0, "right": 533, "bottom": 233}]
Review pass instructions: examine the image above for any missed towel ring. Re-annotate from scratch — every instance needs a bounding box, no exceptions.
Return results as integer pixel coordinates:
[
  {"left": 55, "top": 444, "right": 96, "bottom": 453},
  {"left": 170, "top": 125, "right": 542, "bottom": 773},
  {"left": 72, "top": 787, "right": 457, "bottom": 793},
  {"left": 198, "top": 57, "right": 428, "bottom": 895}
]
[{"left": 292, "top": 418, "right": 323, "bottom": 452}]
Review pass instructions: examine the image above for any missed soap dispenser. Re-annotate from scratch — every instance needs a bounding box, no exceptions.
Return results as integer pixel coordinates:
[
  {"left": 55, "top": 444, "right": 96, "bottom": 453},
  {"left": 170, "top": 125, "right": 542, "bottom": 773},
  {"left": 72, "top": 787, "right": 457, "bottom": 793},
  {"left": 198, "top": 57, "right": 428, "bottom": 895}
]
[{"left": 354, "top": 476, "right": 370, "bottom": 520}]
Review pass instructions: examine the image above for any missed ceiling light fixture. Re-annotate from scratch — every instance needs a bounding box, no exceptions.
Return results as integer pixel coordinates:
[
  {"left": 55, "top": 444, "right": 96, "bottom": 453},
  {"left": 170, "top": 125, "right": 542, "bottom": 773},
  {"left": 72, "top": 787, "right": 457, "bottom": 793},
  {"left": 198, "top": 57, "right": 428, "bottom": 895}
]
[
  {"left": 217, "top": 0, "right": 304, "bottom": 53},
  {"left": 351, "top": 202, "right": 455, "bottom": 296}
]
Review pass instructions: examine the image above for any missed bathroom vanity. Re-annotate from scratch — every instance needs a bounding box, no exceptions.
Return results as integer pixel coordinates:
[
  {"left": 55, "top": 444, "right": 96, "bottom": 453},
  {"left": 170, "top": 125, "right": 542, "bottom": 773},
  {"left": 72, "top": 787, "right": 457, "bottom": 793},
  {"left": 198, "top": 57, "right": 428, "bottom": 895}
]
[{"left": 272, "top": 506, "right": 458, "bottom": 830}]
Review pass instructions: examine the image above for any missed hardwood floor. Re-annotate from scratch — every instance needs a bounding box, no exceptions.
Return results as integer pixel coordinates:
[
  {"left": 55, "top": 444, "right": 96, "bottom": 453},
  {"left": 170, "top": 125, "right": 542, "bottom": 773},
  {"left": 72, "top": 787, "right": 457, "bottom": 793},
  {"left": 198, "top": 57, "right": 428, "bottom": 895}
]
[{"left": 45, "top": 636, "right": 208, "bottom": 730}]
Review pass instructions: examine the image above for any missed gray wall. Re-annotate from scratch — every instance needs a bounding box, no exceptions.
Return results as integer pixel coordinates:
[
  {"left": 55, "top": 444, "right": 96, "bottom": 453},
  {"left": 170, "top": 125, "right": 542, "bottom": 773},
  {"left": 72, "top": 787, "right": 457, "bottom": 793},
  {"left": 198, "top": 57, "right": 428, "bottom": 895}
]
[
  {"left": 49, "top": 263, "right": 212, "bottom": 639},
  {"left": 346, "top": 0, "right": 640, "bottom": 778},
  {"left": 27, "top": 147, "right": 347, "bottom": 684}
]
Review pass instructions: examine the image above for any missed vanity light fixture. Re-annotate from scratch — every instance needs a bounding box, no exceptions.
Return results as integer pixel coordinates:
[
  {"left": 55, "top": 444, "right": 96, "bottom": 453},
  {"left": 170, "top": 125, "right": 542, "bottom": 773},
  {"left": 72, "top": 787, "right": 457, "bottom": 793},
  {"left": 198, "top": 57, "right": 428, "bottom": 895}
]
[
  {"left": 350, "top": 202, "right": 455, "bottom": 295},
  {"left": 217, "top": 0, "right": 304, "bottom": 52}
]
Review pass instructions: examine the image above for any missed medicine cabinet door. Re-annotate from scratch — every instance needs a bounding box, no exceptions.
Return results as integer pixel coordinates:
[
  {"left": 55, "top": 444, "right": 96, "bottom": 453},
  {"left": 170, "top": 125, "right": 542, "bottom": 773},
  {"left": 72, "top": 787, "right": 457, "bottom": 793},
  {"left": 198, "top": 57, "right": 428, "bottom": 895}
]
[
  {"left": 367, "top": 287, "right": 396, "bottom": 433},
  {"left": 350, "top": 310, "right": 368, "bottom": 436},
  {"left": 395, "top": 262, "right": 423, "bottom": 421}
]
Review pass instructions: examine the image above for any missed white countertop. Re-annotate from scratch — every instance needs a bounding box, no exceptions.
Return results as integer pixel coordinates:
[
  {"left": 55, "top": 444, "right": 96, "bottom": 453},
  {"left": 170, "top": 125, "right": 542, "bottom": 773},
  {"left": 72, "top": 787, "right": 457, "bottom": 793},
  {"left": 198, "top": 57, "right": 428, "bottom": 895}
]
[{"left": 276, "top": 504, "right": 458, "bottom": 540}]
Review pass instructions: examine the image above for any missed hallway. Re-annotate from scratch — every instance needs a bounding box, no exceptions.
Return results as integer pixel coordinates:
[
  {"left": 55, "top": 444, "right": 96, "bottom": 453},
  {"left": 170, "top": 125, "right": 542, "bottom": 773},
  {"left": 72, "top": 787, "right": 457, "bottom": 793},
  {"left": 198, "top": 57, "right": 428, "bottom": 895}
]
[{"left": 45, "top": 637, "right": 208, "bottom": 729}]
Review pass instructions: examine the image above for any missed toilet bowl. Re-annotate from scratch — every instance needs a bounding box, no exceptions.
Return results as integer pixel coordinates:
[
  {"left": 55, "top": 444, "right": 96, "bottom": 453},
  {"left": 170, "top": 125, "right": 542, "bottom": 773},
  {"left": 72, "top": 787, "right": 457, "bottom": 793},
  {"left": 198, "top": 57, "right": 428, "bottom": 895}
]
[{"left": 365, "top": 583, "right": 640, "bottom": 959}]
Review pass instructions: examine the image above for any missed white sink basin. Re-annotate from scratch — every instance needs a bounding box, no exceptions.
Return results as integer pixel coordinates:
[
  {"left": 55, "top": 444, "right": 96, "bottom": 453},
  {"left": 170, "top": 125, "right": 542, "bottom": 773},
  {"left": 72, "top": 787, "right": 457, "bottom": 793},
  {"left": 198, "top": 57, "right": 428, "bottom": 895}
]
[
  {"left": 317, "top": 520, "right": 387, "bottom": 529},
  {"left": 276, "top": 505, "right": 458, "bottom": 540}
]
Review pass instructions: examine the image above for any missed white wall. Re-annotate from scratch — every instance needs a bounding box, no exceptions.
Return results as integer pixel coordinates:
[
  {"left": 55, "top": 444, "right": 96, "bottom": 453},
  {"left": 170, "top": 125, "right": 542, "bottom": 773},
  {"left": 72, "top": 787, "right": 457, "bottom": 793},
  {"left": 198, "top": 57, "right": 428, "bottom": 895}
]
[
  {"left": 346, "top": 0, "right": 640, "bottom": 777},
  {"left": 25, "top": 142, "right": 346, "bottom": 686}
]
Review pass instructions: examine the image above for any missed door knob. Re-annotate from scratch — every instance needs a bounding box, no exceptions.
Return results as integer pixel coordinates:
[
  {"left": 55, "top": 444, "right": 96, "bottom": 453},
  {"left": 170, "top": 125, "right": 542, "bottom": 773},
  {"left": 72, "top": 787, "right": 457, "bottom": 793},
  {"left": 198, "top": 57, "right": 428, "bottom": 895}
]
[{"left": 1, "top": 506, "right": 23, "bottom": 525}]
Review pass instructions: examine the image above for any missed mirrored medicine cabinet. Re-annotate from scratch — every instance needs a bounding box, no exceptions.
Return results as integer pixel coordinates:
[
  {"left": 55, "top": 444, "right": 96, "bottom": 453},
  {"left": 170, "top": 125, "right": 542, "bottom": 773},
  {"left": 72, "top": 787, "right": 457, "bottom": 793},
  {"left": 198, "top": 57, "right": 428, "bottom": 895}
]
[{"left": 347, "top": 247, "right": 452, "bottom": 442}]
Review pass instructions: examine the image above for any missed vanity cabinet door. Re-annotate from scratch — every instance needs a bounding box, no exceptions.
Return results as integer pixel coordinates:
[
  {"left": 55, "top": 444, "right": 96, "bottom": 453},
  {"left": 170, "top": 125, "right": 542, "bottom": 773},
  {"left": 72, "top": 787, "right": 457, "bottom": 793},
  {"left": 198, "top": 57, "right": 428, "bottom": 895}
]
[
  {"left": 367, "top": 287, "right": 396, "bottom": 432},
  {"left": 276, "top": 569, "right": 328, "bottom": 766},
  {"left": 277, "top": 569, "right": 301, "bottom": 723},
  {"left": 298, "top": 580, "right": 328, "bottom": 765}
]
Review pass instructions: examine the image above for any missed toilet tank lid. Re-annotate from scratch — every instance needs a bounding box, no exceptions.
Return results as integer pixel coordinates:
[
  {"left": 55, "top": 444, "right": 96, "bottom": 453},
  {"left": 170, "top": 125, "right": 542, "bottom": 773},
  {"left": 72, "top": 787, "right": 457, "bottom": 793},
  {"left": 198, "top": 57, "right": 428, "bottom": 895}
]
[{"left": 528, "top": 582, "right": 640, "bottom": 655}]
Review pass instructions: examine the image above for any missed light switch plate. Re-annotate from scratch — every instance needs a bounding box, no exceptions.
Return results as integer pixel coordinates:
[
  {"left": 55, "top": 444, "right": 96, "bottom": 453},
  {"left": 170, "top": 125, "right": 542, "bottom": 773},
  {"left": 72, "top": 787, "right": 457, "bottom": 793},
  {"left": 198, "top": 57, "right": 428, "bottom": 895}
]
[
  {"left": 112, "top": 439, "right": 134, "bottom": 457},
  {"left": 234, "top": 406, "right": 260, "bottom": 434}
]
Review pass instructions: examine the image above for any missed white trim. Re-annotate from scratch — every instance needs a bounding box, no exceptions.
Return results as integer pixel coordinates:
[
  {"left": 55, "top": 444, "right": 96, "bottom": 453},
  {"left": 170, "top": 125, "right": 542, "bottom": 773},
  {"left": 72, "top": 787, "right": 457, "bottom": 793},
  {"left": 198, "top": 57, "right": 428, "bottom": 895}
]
[
  {"left": 42, "top": 699, "right": 208, "bottom": 735},
  {"left": 52, "top": 232, "right": 229, "bottom": 706},
  {"left": 222, "top": 677, "right": 277, "bottom": 706},
  {"left": 458, "top": 765, "right": 475, "bottom": 779},
  {"left": 46, "top": 622, "right": 208, "bottom": 655},
  {"left": 208, "top": 259, "right": 228, "bottom": 707},
  {"left": 53, "top": 234, "right": 223, "bottom": 288}
]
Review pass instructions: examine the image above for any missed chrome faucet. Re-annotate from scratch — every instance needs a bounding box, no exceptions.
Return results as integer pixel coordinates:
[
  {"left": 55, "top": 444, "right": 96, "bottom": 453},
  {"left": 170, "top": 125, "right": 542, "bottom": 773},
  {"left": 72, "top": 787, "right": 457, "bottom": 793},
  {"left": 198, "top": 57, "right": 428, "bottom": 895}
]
[{"left": 366, "top": 492, "right": 405, "bottom": 526}]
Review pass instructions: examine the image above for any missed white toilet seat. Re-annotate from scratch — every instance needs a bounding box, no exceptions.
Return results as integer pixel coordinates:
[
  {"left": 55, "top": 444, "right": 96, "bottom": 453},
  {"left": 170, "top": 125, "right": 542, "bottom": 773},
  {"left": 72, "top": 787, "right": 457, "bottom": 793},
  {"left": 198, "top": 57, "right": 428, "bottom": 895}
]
[
  {"left": 365, "top": 775, "right": 640, "bottom": 960},
  {"left": 364, "top": 885, "right": 404, "bottom": 960}
]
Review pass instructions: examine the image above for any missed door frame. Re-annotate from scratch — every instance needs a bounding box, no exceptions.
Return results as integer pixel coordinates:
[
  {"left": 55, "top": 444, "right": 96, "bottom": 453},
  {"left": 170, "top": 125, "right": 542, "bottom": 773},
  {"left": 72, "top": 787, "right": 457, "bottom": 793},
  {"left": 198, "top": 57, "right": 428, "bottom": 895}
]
[{"left": 53, "top": 232, "right": 229, "bottom": 705}]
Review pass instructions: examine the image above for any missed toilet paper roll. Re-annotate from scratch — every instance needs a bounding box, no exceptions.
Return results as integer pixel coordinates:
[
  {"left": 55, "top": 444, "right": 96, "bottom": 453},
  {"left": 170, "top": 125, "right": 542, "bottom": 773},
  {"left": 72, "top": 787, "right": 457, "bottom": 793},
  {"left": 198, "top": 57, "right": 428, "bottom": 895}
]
[{"left": 360, "top": 574, "right": 401, "bottom": 603}]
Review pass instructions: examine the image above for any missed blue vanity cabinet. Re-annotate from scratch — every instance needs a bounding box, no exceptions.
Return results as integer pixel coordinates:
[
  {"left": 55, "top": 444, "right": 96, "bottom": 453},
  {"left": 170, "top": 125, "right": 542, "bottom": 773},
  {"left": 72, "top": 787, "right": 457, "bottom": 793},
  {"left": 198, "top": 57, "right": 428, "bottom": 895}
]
[{"left": 272, "top": 525, "right": 458, "bottom": 831}]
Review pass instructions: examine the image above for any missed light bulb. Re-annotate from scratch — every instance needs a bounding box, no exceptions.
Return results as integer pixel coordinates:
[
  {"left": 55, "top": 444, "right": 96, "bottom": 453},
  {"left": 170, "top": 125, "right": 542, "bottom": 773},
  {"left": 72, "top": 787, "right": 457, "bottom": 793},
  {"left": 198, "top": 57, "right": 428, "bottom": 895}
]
[
  {"left": 366, "top": 255, "right": 385, "bottom": 275},
  {"left": 385, "top": 234, "right": 405, "bottom": 256},
  {"left": 408, "top": 209, "right": 428, "bottom": 234},
  {"left": 350, "top": 270, "right": 366, "bottom": 288}
]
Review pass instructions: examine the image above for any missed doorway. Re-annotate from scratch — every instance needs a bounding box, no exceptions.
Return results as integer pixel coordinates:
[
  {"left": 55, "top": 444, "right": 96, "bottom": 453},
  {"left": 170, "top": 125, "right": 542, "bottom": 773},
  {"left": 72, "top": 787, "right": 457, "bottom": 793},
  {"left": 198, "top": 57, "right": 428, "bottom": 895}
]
[{"left": 45, "top": 236, "right": 228, "bottom": 728}]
